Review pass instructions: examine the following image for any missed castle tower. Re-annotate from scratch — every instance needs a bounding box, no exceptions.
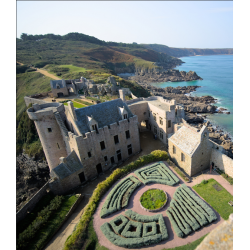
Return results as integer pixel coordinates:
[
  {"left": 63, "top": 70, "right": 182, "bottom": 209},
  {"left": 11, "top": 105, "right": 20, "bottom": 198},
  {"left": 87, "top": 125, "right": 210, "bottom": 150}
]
[{"left": 27, "top": 102, "right": 68, "bottom": 171}]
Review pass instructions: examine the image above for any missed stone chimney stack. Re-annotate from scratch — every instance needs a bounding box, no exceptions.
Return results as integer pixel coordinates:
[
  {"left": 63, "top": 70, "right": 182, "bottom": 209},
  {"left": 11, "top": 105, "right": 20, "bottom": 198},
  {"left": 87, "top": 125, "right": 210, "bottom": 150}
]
[
  {"left": 119, "top": 89, "right": 126, "bottom": 102},
  {"left": 67, "top": 101, "right": 77, "bottom": 120}
]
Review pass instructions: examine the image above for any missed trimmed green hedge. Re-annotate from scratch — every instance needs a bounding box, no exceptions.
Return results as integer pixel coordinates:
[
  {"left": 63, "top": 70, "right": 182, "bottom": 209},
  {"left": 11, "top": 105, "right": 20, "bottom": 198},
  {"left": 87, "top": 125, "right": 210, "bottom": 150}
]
[
  {"left": 125, "top": 209, "right": 160, "bottom": 222},
  {"left": 135, "top": 161, "right": 179, "bottom": 186},
  {"left": 121, "top": 221, "right": 143, "bottom": 238},
  {"left": 110, "top": 215, "right": 128, "bottom": 234},
  {"left": 142, "top": 222, "right": 157, "bottom": 237},
  {"left": 100, "top": 210, "right": 168, "bottom": 248},
  {"left": 100, "top": 176, "right": 141, "bottom": 218},
  {"left": 166, "top": 184, "right": 217, "bottom": 238},
  {"left": 63, "top": 150, "right": 168, "bottom": 250}
]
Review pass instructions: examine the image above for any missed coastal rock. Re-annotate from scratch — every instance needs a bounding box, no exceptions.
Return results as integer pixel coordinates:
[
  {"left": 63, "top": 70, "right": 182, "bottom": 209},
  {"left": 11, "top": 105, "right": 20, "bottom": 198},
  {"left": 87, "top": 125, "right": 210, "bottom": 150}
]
[
  {"left": 221, "top": 140, "right": 233, "bottom": 150},
  {"left": 209, "top": 133, "right": 221, "bottom": 139},
  {"left": 185, "top": 113, "right": 204, "bottom": 123}
]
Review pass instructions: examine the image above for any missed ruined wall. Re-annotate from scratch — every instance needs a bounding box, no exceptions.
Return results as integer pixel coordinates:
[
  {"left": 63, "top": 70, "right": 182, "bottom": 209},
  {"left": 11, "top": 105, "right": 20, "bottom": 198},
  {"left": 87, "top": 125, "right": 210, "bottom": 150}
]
[
  {"left": 210, "top": 148, "right": 233, "bottom": 177},
  {"left": 51, "top": 87, "right": 69, "bottom": 97},
  {"left": 128, "top": 102, "right": 148, "bottom": 130},
  {"left": 16, "top": 182, "right": 49, "bottom": 223}
]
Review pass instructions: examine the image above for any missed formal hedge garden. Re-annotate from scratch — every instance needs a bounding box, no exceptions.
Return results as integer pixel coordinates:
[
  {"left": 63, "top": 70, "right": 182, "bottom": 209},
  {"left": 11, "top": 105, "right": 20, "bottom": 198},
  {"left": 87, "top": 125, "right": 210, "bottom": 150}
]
[
  {"left": 63, "top": 150, "right": 168, "bottom": 250},
  {"left": 135, "top": 161, "right": 179, "bottom": 186},
  {"left": 101, "top": 210, "right": 168, "bottom": 248},
  {"left": 166, "top": 184, "right": 217, "bottom": 238},
  {"left": 140, "top": 189, "right": 167, "bottom": 211},
  {"left": 100, "top": 175, "right": 142, "bottom": 218}
]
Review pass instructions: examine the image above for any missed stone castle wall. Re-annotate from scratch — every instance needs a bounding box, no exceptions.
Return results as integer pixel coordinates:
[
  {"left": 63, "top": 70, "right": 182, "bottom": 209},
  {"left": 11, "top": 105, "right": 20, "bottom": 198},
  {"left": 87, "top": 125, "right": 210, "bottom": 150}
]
[
  {"left": 24, "top": 96, "right": 48, "bottom": 107},
  {"left": 210, "top": 148, "right": 233, "bottom": 177},
  {"left": 16, "top": 182, "right": 49, "bottom": 223}
]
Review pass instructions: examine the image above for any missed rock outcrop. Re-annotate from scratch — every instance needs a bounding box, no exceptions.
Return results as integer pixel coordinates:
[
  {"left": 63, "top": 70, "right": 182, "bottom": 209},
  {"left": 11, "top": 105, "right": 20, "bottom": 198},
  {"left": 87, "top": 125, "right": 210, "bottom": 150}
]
[{"left": 16, "top": 153, "right": 50, "bottom": 212}]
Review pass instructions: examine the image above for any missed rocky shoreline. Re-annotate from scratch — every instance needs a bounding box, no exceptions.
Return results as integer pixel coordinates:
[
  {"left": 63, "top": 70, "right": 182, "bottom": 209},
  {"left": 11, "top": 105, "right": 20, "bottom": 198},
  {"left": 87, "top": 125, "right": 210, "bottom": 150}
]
[{"left": 126, "top": 69, "right": 202, "bottom": 83}]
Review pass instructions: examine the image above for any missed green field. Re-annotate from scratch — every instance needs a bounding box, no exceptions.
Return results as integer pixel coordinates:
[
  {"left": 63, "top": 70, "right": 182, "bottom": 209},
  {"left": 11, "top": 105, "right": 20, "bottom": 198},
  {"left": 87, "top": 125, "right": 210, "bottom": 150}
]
[
  {"left": 193, "top": 179, "right": 233, "bottom": 220},
  {"left": 140, "top": 189, "right": 167, "bottom": 210},
  {"left": 16, "top": 71, "right": 52, "bottom": 119}
]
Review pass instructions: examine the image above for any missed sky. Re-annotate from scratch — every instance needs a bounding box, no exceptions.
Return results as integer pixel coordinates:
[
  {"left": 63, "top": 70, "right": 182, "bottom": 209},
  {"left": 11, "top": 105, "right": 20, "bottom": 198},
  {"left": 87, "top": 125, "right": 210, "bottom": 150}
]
[{"left": 17, "top": 1, "right": 233, "bottom": 48}]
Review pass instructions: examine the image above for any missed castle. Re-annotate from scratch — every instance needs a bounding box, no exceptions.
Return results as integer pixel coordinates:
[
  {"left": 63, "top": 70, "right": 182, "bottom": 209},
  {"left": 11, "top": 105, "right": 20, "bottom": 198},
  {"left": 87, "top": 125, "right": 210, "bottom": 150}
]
[{"left": 26, "top": 89, "right": 233, "bottom": 195}]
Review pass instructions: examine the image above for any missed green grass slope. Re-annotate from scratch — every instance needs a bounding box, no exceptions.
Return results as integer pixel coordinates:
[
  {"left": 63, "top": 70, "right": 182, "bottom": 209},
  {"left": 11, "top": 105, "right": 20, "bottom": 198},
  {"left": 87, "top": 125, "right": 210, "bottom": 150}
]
[{"left": 16, "top": 71, "right": 52, "bottom": 119}]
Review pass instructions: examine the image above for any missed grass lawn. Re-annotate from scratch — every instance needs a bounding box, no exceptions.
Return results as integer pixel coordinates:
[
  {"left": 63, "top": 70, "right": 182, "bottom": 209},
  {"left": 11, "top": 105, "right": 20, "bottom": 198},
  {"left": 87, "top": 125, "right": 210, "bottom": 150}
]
[
  {"left": 193, "top": 179, "right": 233, "bottom": 220},
  {"left": 162, "top": 234, "right": 207, "bottom": 250},
  {"left": 25, "top": 195, "right": 78, "bottom": 250},
  {"left": 63, "top": 101, "right": 86, "bottom": 108}
]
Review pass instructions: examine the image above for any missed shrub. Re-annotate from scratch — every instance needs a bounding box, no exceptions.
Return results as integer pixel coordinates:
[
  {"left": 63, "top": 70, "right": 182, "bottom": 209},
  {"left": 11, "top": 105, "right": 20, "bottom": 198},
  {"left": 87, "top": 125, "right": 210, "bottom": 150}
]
[
  {"left": 63, "top": 150, "right": 168, "bottom": 250},
  {"left": 17, "top": 196, "right": 64, "bottom": 249},
  {"left": 166, "top": 210, "right": 184, "bottom": 238},
  {"left": 142, "top": 222, "right": 157, "bottom": 237},
  {"left": 125, "top": 210, "right": 160, "bottom": 223},
  {"left": 134, "top": 161, "right": 179, "bottom": 186},
  {"left": 110, "top": 215, "right": 129, "bottom": 234},
  {"left": 17, "top": 65, "right": 29, "bottom": 74},
  {"left": 121, "top": 221, "right": 143, "bottom": 238},
  {"left": 158, "top": 214, "right": 168, "bottom": 240},
  {"left": 25, "top": 68, "right": 37, "bottom": 72}
]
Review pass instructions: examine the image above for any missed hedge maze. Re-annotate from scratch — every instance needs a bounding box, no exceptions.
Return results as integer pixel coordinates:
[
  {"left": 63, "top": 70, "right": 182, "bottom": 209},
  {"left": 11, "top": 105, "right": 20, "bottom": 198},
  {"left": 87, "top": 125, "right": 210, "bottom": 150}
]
[
  {"left": 100, "top": 176, "right": 142, "bottom": 218},
  {"left": 166, "top": 184, "right": 217, "bottom": 238},
  {"left": 101, "top": 210, "right": 168, "bottom": 248},
  {"left": 134, "top": 162, "right": 179, "bottom": 186}
]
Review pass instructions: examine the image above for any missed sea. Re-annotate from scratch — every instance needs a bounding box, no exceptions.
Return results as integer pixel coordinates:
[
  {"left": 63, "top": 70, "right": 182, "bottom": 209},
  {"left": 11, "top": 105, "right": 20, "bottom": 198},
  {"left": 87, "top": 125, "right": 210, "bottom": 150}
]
[{"left": 150, "top": 55, "right": 233, "bottom": 138}]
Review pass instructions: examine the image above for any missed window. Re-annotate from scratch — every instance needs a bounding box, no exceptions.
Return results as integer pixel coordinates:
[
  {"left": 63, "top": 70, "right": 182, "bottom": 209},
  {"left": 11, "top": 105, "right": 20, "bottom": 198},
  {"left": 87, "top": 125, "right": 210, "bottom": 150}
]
[
  {"left": 204, "top": 133, "right": 207, "bottom": 137},
  {"left": 114, "top": 135, "right": 119, "bottom": 144},
  {"left": 100, "top": 141, "right": 105, "bottom": 150},
  {"left": 181, "top": 153, "right": 185, "bottom": 162},
  {"left": 104, "top": 156, "right": 108, "bottom": 162},
  {"left": 153, "top": 113, "right": 156, "bottom": 121},
  {"left": 168, "top": 120, "right": 171, "bottom": 128},
  {"left": 123, "top": 114, "right": 128, "bottom": 119},
  {"left": 57, "top": 86, "right": 60, "bottom": 89},
  {"left": 127, "top": 144, "right": 132, "bottom": 155},
  {"left": 57, "top": 143, "right": 60, "bottom": 149},
  {"left": 159, "top": 117, "right": 163, "bottom": 125},
  {"left": 88, "top": 152, "right": 92, "bottom": 157},
  {"left": 154, "top": 126, "right": 157, "bottom": 134},
  {"left": 111, "top": 156, "right": 115, "bottom": 164},
  {"left": 160, "top": 130, "right": 163, "bottom": 139},
  {"left": 143, "top": 112, "right": 146, "bottom": 115},
  {"left": 173, "top": 146, "right": 176, "bottom": 154},
  {"left": 116, "top": 150, "right": 122, "bottom": 161},
  {"left": 92, "top": 124, "right": 98, "bottom": 132},
  {"left": 48, "top": 128, "right": 52, "bottom": 132},
  {"left": 149, "top": 112, "right": 150, "bottom": 117},
  {"left": 125, "top": 130, "right": 130, "bottom": 139}
]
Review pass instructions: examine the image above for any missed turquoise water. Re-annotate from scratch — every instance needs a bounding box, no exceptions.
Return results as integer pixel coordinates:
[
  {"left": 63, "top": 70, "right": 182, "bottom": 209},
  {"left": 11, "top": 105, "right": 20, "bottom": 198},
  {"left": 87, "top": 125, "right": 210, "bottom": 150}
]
[{"left": 150, "top": 55, "right": 233, "bottom": 137}]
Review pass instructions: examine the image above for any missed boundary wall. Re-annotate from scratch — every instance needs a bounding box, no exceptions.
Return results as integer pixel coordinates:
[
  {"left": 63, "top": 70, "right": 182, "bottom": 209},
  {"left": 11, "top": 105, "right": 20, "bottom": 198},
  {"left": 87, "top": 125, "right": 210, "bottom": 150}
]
[
  {"left": 24, "top": 96, "right": 49, "bottom": 107},
  {"left": 16, "top": 182, "right": 49, "bottom": 223}
]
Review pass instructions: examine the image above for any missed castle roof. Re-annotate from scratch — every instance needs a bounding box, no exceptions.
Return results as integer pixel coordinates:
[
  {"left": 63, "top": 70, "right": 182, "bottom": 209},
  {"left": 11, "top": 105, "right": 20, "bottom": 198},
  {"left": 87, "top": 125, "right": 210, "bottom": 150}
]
[
  {"left": 51, "top": 150, "right": 83, "bottom": 180},
  {"left": 168, "top": 125, "right": 202, "bottom": 156},
  {"left": 75, "top": 98, "right": 133, "bottom": 135}
]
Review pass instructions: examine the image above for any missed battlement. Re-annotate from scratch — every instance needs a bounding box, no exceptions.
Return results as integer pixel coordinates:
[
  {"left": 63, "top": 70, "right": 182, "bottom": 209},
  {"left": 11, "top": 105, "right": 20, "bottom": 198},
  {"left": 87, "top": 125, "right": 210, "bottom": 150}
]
[{"left": 27, "top": 102, "right": 65, "bottom": 120}]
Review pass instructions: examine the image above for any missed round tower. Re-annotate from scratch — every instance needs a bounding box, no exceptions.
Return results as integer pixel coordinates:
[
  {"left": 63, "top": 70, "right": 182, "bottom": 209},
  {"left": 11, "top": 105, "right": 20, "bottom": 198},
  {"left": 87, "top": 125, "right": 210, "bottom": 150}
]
[{"left": 27, "top": 102, "right": 68, "bottom": 171}]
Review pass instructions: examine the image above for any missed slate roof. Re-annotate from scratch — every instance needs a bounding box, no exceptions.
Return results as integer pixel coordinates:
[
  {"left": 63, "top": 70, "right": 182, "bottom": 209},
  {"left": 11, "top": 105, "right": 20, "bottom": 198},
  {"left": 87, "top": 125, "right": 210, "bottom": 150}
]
[
  {"left": 75, "top": 98, "right": 133, "bottom": 135},
  {"left": 50, "top": 80, "right": 66, "bottom": 89},
  {"left": 51, "top": 150, "right": 83, "bottom": 180},
  {"left": 168, "top": 125, "right": 201, "bottom": 156}
]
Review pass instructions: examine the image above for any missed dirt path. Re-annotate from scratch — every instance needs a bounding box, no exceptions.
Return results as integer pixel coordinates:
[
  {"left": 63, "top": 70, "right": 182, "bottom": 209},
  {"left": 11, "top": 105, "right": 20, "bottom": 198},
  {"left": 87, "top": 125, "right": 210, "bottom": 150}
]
[{"left": 16, "top": 61, "right": 61, "bottom": 80}]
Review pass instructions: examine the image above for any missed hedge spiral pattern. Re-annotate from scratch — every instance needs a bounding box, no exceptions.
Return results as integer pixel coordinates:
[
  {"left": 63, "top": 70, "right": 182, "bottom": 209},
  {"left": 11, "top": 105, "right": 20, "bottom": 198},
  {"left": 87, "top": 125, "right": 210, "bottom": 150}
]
[{"left": 134, "top": 161, "right": 179, "bottom": 186}]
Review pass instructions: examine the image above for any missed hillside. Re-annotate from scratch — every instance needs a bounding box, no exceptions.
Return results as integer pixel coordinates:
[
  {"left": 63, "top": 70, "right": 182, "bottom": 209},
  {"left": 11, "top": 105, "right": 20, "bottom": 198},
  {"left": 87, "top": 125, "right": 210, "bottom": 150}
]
[
  {"left": 16, "top": 33, "right": 183, "bottom": 74},
  {"left": 142, "top": 44, "right": 233, "bottom": 57}
]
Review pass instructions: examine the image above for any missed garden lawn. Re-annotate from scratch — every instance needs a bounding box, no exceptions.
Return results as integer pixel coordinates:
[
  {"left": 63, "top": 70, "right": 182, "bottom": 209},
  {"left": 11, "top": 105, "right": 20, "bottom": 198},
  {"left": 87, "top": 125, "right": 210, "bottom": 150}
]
[
  {"left": 63, "top": 101, "right": 86, "bottom": 108},
  {"left": 140, "top": 189, "right": 166, "bottom": 210},
  {"left": 162, "top": 234, "right": 207, "bottom": 250},
  {"left": 25, "top": 195, "right": 78, "bottom": 250},
  {"left": 193, "top": 179, "right": 233, "bottom": 220}
]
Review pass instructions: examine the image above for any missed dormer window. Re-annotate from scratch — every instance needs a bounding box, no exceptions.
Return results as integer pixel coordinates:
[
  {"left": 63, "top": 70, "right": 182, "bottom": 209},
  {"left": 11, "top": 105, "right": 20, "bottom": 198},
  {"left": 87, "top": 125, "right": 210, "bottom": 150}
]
[
  {"left": 87, "top": 115, "right": 99, "bottom": 133},
  {"left": 118, "top": 106, "right": 128, "bottom": 120}
]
